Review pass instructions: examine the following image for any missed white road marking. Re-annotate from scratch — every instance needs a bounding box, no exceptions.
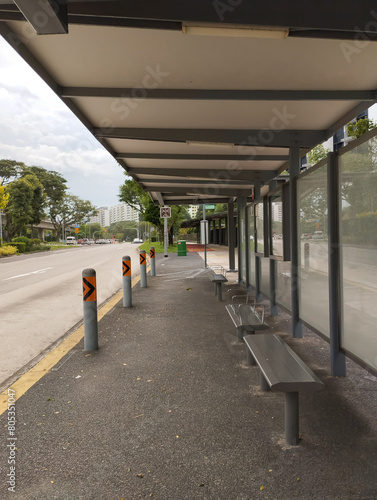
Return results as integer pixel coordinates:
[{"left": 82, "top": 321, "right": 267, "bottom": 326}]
[{"left": 2, "top": 267, "right": 53, "bottom": 281}]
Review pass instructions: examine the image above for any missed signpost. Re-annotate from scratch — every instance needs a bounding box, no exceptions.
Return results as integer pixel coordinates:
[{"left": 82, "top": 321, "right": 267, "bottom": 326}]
[{"left": 160, "top": 206, "right": 171, "bottom": 257}]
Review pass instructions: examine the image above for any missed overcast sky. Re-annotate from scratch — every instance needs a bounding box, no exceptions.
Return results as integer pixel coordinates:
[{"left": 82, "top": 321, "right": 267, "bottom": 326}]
[{"left": 0, "top": 37, "right": 127, "bottom": 209}]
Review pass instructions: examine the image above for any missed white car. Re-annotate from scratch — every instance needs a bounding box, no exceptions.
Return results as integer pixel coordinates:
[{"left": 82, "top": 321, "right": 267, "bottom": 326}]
[
  {"left": 132, "top": 238, "right": 143, "bottom": 244},
  {"left": 66, "top": 236, "right": 76, "bottom": 245}
]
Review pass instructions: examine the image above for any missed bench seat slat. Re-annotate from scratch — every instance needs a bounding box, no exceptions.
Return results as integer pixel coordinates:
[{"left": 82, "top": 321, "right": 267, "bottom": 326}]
[
  {"left": 225, "top": 304, "right": 268, "bottom": 330},
  {"left": 244, "top": 334, "right": 324, "bottom": 393}
]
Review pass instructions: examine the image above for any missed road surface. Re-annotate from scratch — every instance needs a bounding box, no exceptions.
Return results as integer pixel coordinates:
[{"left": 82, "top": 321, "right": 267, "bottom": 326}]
[{"left": 0, "top": 243, "right": 142, "bottom": 389}]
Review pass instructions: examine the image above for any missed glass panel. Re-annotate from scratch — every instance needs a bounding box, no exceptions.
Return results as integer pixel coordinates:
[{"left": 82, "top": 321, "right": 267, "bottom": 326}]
[
  {"left": 256, "top": 202, "right": 264, "bottom": 254},
  {"left": 239, "top": 205, "right": 246, "bottom": 282},
  {"left": 271, "top": 196, "right": 283, "bottom": 257},
  {"left": 248, "top": 205, "right": 256, "bottom": 286},
  {"left": 260, "top": 257, "right": 270, "bottom": 297},
  {"left": 276, "top": 260, "right": 292, "bottom": 311},
  {"left": 340, "top": 136, "right": 377, "bottom": 371},
  {"left": 298, "top": 165, "right": 330, "bottom": 337}
]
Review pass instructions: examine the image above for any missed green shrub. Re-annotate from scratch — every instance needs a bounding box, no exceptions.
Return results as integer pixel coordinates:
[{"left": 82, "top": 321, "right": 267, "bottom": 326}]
[
  {"left": 12, "top": 236, "right": 31, "bottom": 251},
  {"left": 0, "top": 245, "right": 17, "bottom": 257},
  {"left": 7, "top": 241, "right": 26, "bottom": 253},
  {"left": 30, "top": 238, "right": 42, "bottom": 248}
]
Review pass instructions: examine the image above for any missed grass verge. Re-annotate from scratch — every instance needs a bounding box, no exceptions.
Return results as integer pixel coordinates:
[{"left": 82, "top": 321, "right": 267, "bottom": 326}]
[{"left": 139, "top": 242, "right": 178, "bottom": 253}]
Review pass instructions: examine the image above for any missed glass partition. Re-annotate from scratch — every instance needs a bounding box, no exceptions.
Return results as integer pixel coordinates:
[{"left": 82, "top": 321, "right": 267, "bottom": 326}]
[
  {"left": 276, "top": 260, "right": 292, "bottom": 311},
  {"left": 298, "top": 165, "right": 330, "bottom": 337},
  {"left": 260, "top": 257, "right": 270, "bottom": 297},
  {"left": 340, "top": 136, "right": 377, "bottom": 371},
  {"left": 239, "top": 204, "right": 246, "bottom": 282},
  {"left": 271, "top": 196, "right": 283, "bottom": 257},
  {"left": 255, "top": 202, "right": 264, "bottom": 254},
  {"left": 248, "top": 205, "right": 256, "bottom": 287}
]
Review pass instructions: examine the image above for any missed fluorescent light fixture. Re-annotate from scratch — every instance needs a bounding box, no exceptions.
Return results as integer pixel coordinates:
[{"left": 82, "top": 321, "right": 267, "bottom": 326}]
[
  {"left": 186, "top": 141, "right": 235, "bottom": 148},
  {"left": 182, "top": 23, "right": 289, "bottom": 39}
]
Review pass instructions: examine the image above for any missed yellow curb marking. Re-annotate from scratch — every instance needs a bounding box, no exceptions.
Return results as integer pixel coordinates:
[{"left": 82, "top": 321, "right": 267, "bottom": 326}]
[{"left": 0, "top": 273, "right": 144, "bottom": 416}]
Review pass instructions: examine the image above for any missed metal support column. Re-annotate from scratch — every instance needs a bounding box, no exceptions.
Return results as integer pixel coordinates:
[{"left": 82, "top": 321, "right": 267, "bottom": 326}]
[
  {"left": 255, "top": 255, "right": 262, "bottom": 302},
  {"left": 213, "top": 219, "right": 218, "bottom": 244},
  {"left": 269, "top": 259, "right": 278, "bottom": 316},
  {"left": 289, "top": 144, "right": 302, "bottom": 338},
  {"left": 327, "top": 152, "right": 347, "bottom": 377},
  {"left": 227, "top": 200, "right": 237, "bottom": 272}
]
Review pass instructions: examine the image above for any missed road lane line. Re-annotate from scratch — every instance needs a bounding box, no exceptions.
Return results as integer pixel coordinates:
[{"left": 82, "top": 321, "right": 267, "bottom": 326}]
[
  {"left": 2, "top": 268, "right": 53, "bottom": 281},
  {"left": 0, "top": 273, "right": 142, "bottom": 416}
]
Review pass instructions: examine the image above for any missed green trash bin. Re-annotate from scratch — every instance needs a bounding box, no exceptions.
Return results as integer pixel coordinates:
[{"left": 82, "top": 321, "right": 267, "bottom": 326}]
[{"left": 177, "top": 240, "right": 187, "bottom": 256}]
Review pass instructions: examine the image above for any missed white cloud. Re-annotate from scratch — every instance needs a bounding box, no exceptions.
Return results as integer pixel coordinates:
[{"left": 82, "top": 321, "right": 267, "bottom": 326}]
[{"left": 0, "top": 37, "right": 126, "bottom": 208}]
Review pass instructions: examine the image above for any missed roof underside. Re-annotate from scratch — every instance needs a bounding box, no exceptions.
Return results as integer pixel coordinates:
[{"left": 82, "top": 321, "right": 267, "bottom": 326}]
[{"left": 1, "top": 1, "right": 377, "bottom": 205}]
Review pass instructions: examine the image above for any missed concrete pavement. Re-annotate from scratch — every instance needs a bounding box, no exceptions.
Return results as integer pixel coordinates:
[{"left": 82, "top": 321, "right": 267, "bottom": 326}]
[{"left": 0, "top": 246, "right": 376, "bottom": 499}]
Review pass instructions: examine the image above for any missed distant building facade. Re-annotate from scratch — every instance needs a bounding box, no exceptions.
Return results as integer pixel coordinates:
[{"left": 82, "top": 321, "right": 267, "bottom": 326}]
[
  {"left": 109, "top": 203, "right": 140, "bottom": 224},
  {"left": 90, "top": 206, "right": 110, "bottom": 227}
]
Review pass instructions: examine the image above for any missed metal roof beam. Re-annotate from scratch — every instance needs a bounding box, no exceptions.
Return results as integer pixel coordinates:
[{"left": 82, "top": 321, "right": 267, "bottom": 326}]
[
  {"left": 12, "top": 0, "right": 68, "bottom": 34},
  {"left": 140, "top": 178, "right": 253, "bottom": 186},
  {"left": 128, "top": 167, "right": 275, "bottom": 182},
  {"left": 61, "top": 87, "right": 377, "bottom": 102},
  {"left": 116, "top": 153, "right": 289, "bottom": 161},
  {"left": 157, "top": 187, "right": 252, "bottom": 197},
  {"left": 66, "top": 1, "right": 377, "bottom": 38},
  {"left": 95, "top": 128, "right": 325, "bottom": 149}
]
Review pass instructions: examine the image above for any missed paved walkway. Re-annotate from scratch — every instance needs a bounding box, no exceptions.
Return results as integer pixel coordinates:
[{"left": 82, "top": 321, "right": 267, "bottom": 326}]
[{"left": 0, "top": 248, "right": 376, "bottom": 499}]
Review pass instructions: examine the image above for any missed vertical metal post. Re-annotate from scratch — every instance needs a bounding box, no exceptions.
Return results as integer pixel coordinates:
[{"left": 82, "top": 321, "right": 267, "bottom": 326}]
[
  {"left": 122, "top": 256, "right": 132, "bottom": 307},
  {"left": 0, "top": 209, "right": 3, "bottom": 242},
  {"left": 140, "top": 250, "right": 147, "bottom": 288},
  {"left": 269, "top": 259, "right": 278, "bottom": 316},
  {"left": 150, "top": 246, "right": 156, "bottom": 276},
  {"left": 203, "top": 204, "right": 207, "bottom": 268},
  {"left": 255, "top": 255, "right": 262, "bottom": 302},
  {"left": 164, "top": 216, "right": 168, "bottom": 257},
  {"left": 327, "top": 152, "right": 347, "bottom": 376},
  {"left": 289, "top": 143, "right": 302, "bottom": 339},
  {"left": 227, "top": 201, "right": 236, "bottom": 272},
  {"left": 82, "top": 268, "right": 98, "bottom": 351},
  {"left": 285, "top": 392, "right": 299, "bottom": 445}
]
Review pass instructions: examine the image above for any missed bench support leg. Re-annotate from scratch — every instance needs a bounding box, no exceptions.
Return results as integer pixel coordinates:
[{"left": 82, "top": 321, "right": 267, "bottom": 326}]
[
  {"left": 247, "top": 348, "right": 256, "bottom": 366},
  {"left": 237, "top": 326, "right": 244, "bottom": 342},
  {"left": 260, "top": 372, "right": 270, "bottom": 392},
  {"left": 216, "top": 283, "right": 223, "bottom": 301},
  {"left": 285, "top": 391, "right": 299, "bottom": 446}
]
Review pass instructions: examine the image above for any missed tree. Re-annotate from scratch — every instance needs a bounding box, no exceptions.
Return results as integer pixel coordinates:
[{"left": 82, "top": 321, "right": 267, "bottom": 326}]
[
  {"left": 119, "top": 178, "right": 146, "bottom": 214},
  {"left": 119, "top": 177, "right": 190, "bottom": 244},
  {"left": 0, "top": 159, "right": 26, "bottom": 185},
  {"left": 106, "top": 220, "right": 138, "bottom": 241},
  {"left": 3, "top": 174, "right": 45, "bottom": 240},
  {"left": 24, "top": 166, "right": 67, "bottom": 220},
  {"left": 307, "top": 144, "right": 330, "bottom": 166},
  {"left": 50, "top": 193, "right": 97, "bottom": 238},
  {"left": 347, "top": 117, "right": 377, "bottom": 139},
  {"left": 0, "top": 184, "right": 9, "bottom": 210}
]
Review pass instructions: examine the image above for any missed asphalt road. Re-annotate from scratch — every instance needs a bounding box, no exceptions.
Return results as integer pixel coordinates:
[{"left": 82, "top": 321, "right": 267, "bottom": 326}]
[{"left": 0, "top": 243, "right": 142, "bottom": 389}]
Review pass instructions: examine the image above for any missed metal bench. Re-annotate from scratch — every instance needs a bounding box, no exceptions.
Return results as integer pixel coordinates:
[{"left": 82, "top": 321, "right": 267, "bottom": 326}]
[
  {"left": 208, "top": 269, "right": 228, "bottom": 301},
  {"left": 244, "top": 333, "right": 324, "bottom": 445},
  {"left": 225, "top": 303, "right": 269, "bottom": 341}
]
